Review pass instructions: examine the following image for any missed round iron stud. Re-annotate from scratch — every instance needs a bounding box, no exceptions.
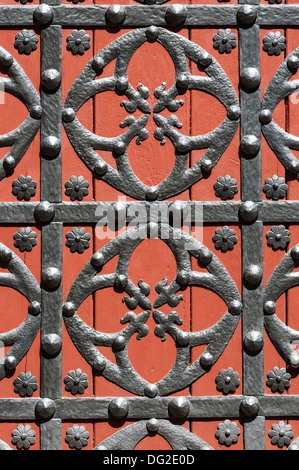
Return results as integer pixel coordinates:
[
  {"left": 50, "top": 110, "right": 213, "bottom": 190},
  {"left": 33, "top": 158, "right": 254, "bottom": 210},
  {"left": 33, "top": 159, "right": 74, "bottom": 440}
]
[
  {"left": 244, "top": 330, "right": 264, "bottom": 354},
  {"left": 264, "top": 300, "right": 276, "bottom": 315},
  {"left": 228, "top": 300, "right": 243, "bottom": 316},
  {"left": 93, "top": 356, "right": 106, "bottom": 373},
  {"left": 41, "top": 333, "right": 62, "bottom": 356},
  {"left": 240, "top": 396, "right": 260, "bottom": 418},
  {"left": 240, "top": 134, "right": 260, "bottom": 158},
  {"left": 3, "top": 156, "right": 16, "bottom": 171},
  {"left": 146, "top": 26, "right": 159, "bottom": 43},
  {"left": 62, "top": 107, "right": 76, "bottom": 123},
  {"left": 94, "top": 160, "right": 108, "bottom": 177},
  {"left": 240, "top": 67, "right": 261, "bottom": 90},
  {"left": 105, "top": 5, "right": 126, "bottom": 25},
  {"left": 113, "top": 335, "right": 126, "bottom": 352},
  {"left": 259, "top": 109, "right": 272, "bottom": 125},
  {"left": 4, "top": 355, "right": 17, "bottom": 370},
  {"left": 108, "top": 398, "right": 129, "bottom": 418},
  {"left": 0, "top": 246, "right": 12, "bottom": 268},
  {"left": 62, "top": 302, "right": 76, "bottom": 318},
  {"left": 243, "top": 264, "right": 263, "bottom": 287},
  {"left": 41, "top": 136, "right": 61, "bottom": 159},
  {"left": 165, "top": 5, "right": 187, "bottom": 25},
  {"left": 28, "top": 301, "right": 41, "bottom": 316},
  {"left": 34, "top": 201, "right": 55, "bottom": 224},
  {"left": 91, "top": 252, "right": 105, "bottom": 269},
  {"left": 35, "top": 398, "right": 56, "bottom": 420},
  {"left": 200, "top": 351, "right": 213, "bottom": 368},
  {"left": 146, "top": 186, "right": 159, "bottom": 201},
  {"left": 42, "top": 267, "right": 61, "bottom": 290},
  {"left": 41, "top": 68, "right": 61, "bottom": 91},
  {"left": 239, "top": 201, "right": 259, "bottom": 223},
  {"left": 237, "top": 5, "right": 257, "bottom": 26},
  {"left": 146, "top": 419, "right": 159, "bottom": 434},
  {"left": 144, "top": 384, "right": 158, "bottom": 398}
]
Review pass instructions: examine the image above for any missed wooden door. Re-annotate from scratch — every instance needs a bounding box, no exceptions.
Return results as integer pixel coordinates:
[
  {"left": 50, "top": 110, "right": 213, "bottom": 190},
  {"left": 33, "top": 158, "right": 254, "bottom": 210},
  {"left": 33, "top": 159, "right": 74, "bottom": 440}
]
[{"left": 0, "top": 0, "right": 299, "bottom": 452}]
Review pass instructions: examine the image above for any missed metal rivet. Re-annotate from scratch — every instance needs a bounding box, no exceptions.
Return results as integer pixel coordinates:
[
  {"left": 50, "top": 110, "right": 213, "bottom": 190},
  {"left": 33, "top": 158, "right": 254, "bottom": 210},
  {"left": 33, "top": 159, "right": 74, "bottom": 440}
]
[
  {"left": 175, "top": 137, "right": 190, "bottom": 154},
  {"left": 0, "top": 246, "right": 12, "bottom": 268},
  {"left": 176, "top": 74, "right": 189, "bottom": 90},
  {"left": 168, "top": 397, "right": 190, "bottom": 418},
  {"left": 28, "top": 301, "right": 41, "bottom": 316},
  {"left": 115, "top": 77, "right": 129, "bottom": 92},
  {"left": 146, "top": 186, "right": 159, "bottom": 201},
  {"left": 41, "top": 68, "right": 61, "bottom": 91},
  {"left": 147, "top": 221, "right": 159, "bottom": 239},
  {"left": 41, "top": 333, "right": 62, "bottom": 356},
  {"left": 264, "top": 300, "right": 276, "bottom": 315},
  {"left": 0, "top": 51, "right": 13, "bottom": 67},
  {"left": 30, "top": 105, "right": 43, "bottom": 120},
  {"left": 113, "top": 335, "right": 126, "bottom": 352},
  {"left": 165, "top": 5, "right": 187, "bottom": 25},
  {"left": 35, "top": 398, "right": 56, "bottom": 419},
  {"left": 176, "top": 270, "right": 189, "bottom": 286},
  {"left": 62, "top": 301, "right": 76, "bottom": 318},
  {"left": 92, "top": 56, "right": 105, "bottom": 73},
  {"left": 105, "top": 5, "right": 126, "bottom": 25},
  {"left": 227, "top": 105, "right": 241, "bottom": 120},
  {"left": 290, "top": 351, "right": 299, "bottom": 368},
  {"left": 108, "top": 398, "right": 129, "bottom": 418},
  {"left": 34, "top": 201, "right": 55, "bottom": 223},
  {"left": 259, "top": 109, "right": 272, "bottom": 124},
  {"left": 287, "top": 54, "right": 299, "bottom": 71},
  {"left": 93, "top": 356, "right": 106, "bottom": 373},
  {"left": 200, "top": 351, "right": 213, "bottom": 368},
  {"left": 33, "top": 4, "right": 54, "bottom": 25},
  {"left": 237, "top": 5, "right": 257, "bottom": 26},
  {"left": 41, "top": 136, "right": 61, "bottom": 159},
  {"left": 169, "top": 200, "right": 187, "bottom": 224},
  {"left": 228, "top": 300, "right": 243, "bottom": 316},
  {"left": 240, "top": 67, "right": 261, "bottom": 90},
  {"left": 114, "top": 274, "right": 128, "bottom": 290},
  {"left": 3, "top": 156, "right": 16, "bottom": 171},
  {"left": 240, "top": 396, "right": 260, "bottom": 418},
  {"left": 243, "top": 264, "right": 263, "bottom": 287},
  {"left": 291, "top": 245, "right": 299, "bottom": 261},
  {"left": 146, "top": 26, "right": 159, "bottom": 43},
  {"left": 198, "top": 248, "right": 213, "bottom": 266},
  {"left": 244, "top": 330, "right": 264, "bottom": 354},
  {"left": 288, "top": 159, "right": 299, "bottom": 176},
  {"left": 144, "top": 384, "right": 158, "bottom": 398},
  {"left": 4, "top": 355, "right": 17, "bottom": 370},
  {"left": 147, "top": 419, "right": 160, "bottom": 433},
  {"left": 91, "top": 252, "right": 105, "bottom": 269},
  {"left": 62, "top": 107, "right": 76, "bottom": 123},
  {"left": 239, "top": 201, "right": 258, "bottom": 223},
  {"left": 176, "top": 331, "right": 190, "bottom": 347},
  {"left": 94, "top": 160, "right": 108, "bottom": 177},
  {"left": 198, "top": 52, "right": 212, "bottom": 68},
  {"left": 42, "top": 267, "right": 61, "bottom": 290},
  {"left": 113, "top": 140, "right": 126, "bottom": 156},
  {"left": 240, "top": 134, "right": 260, "bottom": 158}
]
